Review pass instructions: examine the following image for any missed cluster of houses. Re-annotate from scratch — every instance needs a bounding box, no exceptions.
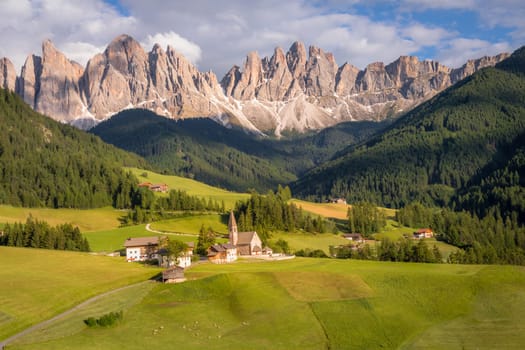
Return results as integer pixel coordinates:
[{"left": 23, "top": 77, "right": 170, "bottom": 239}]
[
  {"left": 340, "top": 228, "right": 434, "bottom": 247},
  {"left": 138, "top": 182, "right": 169, "bottom": 193},
  {"left": 207, "top": 211, "right": 272, "bottom": 263},
  {"left": 123, "top": 211, "right": 271, "bottom": 282}
]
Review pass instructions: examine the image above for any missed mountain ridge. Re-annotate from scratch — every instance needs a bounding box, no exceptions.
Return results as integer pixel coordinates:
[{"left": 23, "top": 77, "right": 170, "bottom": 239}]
[
  {"left": 0, "top": 34, "right": 509, "bottom": 135},
  {"left": 91, "top": 108, "right": 388, "bottom": 192}
]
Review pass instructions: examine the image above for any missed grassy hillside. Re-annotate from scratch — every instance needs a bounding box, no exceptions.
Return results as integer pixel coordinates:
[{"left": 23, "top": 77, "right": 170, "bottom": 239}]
[
  {"left": 92, "top": 110, "right": 296, "bottom": 192},
  {"left": 91, "top": 109, "right": 387, "bottom": 192},
  {"left": 290, "top": 199, "right": 350, "bottom": 220},
  {"left": 292, "top": 46, "right": 525, "bottom": 210},
  {"left": 0, "top": 247, "right": 161, "bottom": 341},
  {"left": 0, "top": 89, "right": 149, "bottom": 209},
  {"left": 5, "top": 258, "right": 525, "bottom": 349},
  {"left": 127, "top": 167, "right": 249, "bottom": 209},
  {"left": 0, "top": 205, "right": 122, "bottom": 232}
]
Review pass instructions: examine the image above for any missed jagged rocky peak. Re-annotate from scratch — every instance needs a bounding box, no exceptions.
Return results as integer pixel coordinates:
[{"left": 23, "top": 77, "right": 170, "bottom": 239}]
[
  {"left": 104, "top": 34, "right": 147, "bottom": 75},
  {"left": 221, "top": 65, "right": 241, "bottom": 97},
  {"left": 257, "top": 46, "right": 295, "bottom": 101},
  {"left": 19, "top": 54, "right": 42, "bottom": 107},
  {"left": 335, "top": 62, "right": 360, "bottom": 96},
  {"left": 450, "top": 52, "right": 511, "bottom": 83},
  {"left": 0, "top": 57, "right": 17, "bottom": 91},
  {"left": 35, "top": 39, "right": 86, "bottom": 121},
  {"left": 286, "top": 41, "right": 307, "bottom": 79},
  {"left": 355, "top": 61, "right": 394, "bottom": 92},
  {"left": 1, "top": 33, "right": 511, "bottom": 136},
  {"left": 228, "top": 50, "right": 264, "bottom": 100},
  {"left": 305, "top": 45, "right": 339, "bottom": 96}
]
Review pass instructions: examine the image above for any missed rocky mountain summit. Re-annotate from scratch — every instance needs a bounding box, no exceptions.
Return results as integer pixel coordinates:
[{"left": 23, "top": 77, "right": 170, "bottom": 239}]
[{"left": 0, "top": 34, "right": 509, "bottom": 135}]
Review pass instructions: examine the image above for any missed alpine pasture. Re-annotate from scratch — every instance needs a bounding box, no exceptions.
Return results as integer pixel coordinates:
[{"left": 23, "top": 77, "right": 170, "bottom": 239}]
[
  {"left": 4, "top": 258, "right": 525, "bottom": 349},
  {"left": 1, "top": 169, "right": 519, "bottom": 349}
]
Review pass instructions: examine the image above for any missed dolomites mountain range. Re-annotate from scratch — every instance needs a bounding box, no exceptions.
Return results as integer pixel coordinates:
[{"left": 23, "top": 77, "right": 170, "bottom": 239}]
[{"left": 0, "top": 34, "right": 509, "bottom": 135}]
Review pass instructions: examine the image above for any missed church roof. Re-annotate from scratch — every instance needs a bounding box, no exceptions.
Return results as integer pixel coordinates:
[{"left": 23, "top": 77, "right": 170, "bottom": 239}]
[{"left": 237, "top": 231, "right": 258, "bottom": 245}]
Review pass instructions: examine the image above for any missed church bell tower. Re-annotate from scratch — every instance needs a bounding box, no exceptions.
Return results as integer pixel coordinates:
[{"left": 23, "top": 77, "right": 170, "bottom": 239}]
[{"left": 228, "top": 211, "right": 238, "bottom": 246}]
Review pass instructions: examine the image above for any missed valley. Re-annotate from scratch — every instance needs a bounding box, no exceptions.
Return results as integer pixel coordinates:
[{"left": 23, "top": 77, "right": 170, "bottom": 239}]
[{"left": 0, "top": 5, "right": 524, "bottom": 348}]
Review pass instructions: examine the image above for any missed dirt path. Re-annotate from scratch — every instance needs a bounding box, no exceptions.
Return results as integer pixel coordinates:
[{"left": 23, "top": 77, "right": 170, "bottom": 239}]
[
  {"left": 0, "top": 280, "right": 154, "bottom": 349},
  {"left": 145, "top": 223, "right": 197, "bottom": 237}
]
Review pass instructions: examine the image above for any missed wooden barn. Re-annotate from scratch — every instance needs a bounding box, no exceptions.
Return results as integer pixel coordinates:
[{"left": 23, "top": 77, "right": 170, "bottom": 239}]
[{"left": 162, "top": 266, "right": 185, "bottom": 283}]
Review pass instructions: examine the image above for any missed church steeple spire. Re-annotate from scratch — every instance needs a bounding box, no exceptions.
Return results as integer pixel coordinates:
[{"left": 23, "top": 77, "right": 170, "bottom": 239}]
[{"left": 228, "top": 211, "right": 238, "bottom": 245}]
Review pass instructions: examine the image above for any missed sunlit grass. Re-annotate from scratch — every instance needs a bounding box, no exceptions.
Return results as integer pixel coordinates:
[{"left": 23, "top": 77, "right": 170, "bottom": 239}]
[{"left": 0, "top": 246, "right": 161, "bottom": 341}]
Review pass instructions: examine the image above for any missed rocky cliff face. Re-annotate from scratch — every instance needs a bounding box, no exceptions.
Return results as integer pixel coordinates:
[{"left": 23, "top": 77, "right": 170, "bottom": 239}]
[
  {"left": 221, "top": 42, "right": 509, "bottom": 135},
  {"left": 0, "top": 57, "right": 16, "bottom": 91},
  {"left": 0, "top": 35, "right": 509, "bottom": 136}
]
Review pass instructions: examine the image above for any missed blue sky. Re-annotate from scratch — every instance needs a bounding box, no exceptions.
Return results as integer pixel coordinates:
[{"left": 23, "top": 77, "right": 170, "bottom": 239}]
[{"left": 0, "top": 0, "right": 522, "bottom": 77}]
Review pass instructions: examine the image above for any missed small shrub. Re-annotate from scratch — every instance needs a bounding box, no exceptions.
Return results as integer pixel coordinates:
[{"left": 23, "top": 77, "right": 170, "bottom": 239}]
[
  {"left": 83, "top": 317, "right": 97, "bottom": 327},
  {"left": 295, "top": 248, "right": 329, "bottom": 258},
  {"left": 84, "top": 311, "right": 123, "bottom": 328}
]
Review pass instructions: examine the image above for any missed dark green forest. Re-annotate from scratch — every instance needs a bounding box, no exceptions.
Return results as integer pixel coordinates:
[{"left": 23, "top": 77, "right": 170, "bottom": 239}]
[
  {"left": 0, "top": 89, "right": 149, "bottom": 209},
  {"left": 234, "top": 186, "right": 335, "bottom": 243},
  {"left": 91, "top": 109, "right": 387, "bottom": 192},
  {"left": 0, "top": 216, "right": 90, "bottom": 252},
  {"left": 289, "top": 47, "right": 525, "bottom": 265},
  {"left": 292, "top": 46, "right": 525, "bottom": 213}
]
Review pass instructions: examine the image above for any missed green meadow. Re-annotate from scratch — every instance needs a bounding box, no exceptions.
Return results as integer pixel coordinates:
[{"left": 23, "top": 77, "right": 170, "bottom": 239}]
[
  {"left": 270, "top": 231, "right": 349, "bottom": 253},
  {"left": 149, "top": 213, "right": 229, "bottom": 235},
  {"left": 125, "top": 167, "right": 250, "bottom": 209},
  {"left": 0, "top": 205, "right": 122, "bottom": 232},
  {"left": 4, "top": 257, "right": 525, "bottom": 349},
  {"left": 83, "top": 225, "right": 156, "bottom": 252},
  {"left": 0, "top": 246, "right": 161, "bottom": 342}
]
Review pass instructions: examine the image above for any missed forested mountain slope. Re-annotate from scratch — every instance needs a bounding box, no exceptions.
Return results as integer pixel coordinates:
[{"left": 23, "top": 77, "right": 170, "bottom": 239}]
[
  {"left": 0, "top": 89, "right": 149, "bottom": 208},
  {"left": 292, "top": 46, "right": 525, "bottom": 210},
  {"left": 91, "top": 109, "right": 387, "bottom": 192}
]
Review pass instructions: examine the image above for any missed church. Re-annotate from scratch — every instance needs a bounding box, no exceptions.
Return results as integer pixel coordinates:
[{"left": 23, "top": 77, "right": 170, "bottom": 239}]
[{"left": 228, "top": 211, "right": 268, "bottom": 256}]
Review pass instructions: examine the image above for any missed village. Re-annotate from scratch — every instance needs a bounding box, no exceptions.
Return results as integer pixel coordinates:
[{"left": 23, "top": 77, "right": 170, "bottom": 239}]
[
  {"left": 123, "top": 211, "right": 283, "bottom": 283},
  {"left": 124, "top": 207, "right": 434, "bottom": 283}
]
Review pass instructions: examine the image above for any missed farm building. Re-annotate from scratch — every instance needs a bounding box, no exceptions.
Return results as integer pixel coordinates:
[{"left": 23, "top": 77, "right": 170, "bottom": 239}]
[
  {"left": 162, "top": 266, "right": 185, "bottom": 283},
  {"left": 138, "top": 182, "right": 169, "bottom": 193},
  {"left": 342, "top": 233, "right": 364, "bottom": 243},
  {"left": 413, "top": 228, "right": 434, "bottom": 239},
  {"left": 208, "top": 243, "right": 238, "bottom": 264},
  {"left": 328, "top": 198, "right": 347, "bottom": 204},
  {"left": 124, "top": 237, "right": 160, "bottom": 262}
]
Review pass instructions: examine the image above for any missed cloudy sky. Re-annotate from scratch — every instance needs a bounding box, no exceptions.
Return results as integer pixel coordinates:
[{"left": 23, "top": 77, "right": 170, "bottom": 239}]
[{"left": 0, "top": 0, "right": 523, "bottom": 77}]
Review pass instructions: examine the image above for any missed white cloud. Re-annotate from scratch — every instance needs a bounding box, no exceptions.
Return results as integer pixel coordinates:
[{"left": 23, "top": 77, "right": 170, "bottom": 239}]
[
  {"left": 60, "top": 42, "right": 105, "bottom": 66},
  {"left": 401, "top": 24, "right": 456, "bottom": 47},
  {"left": 401, "top": 0, "right": 476, "bottom": 10},
  {"left": 0, "top": 0, "right": 520, "bottom": 78},
  {"left": 0, "top": 0, "right": 138, "bottom": 71},
  {"left": 437, "top": 38, "right": 512, "bottom": 67},
  {"left": 142, "top": 32, "right": 202, "bottom": 65}
]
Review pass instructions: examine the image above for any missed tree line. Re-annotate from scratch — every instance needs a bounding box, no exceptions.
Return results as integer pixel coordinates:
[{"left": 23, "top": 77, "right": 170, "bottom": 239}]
[
  {"left": 0, "top": 216, "right": 90, "bottom": 252},
  {"left": 121, "top": 187, "right": 225, "bottom": 225},
  {"left": 330, "top": 238, "right": 442, "bottom": 263},
  {"left": 397, "top": 202, "right": 525, "bottom": 265},
  {"left": 234, "top": 185, "right": 336, "bottom": 243}
]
